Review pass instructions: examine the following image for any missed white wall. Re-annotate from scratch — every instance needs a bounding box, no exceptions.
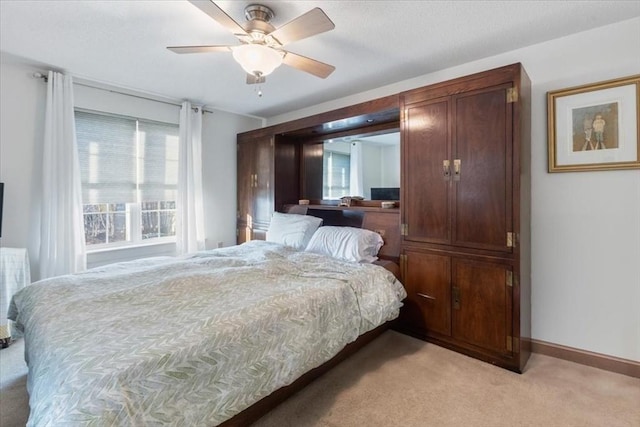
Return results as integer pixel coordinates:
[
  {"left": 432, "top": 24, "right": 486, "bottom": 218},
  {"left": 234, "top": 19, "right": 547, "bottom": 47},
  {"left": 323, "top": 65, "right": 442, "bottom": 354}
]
[
  {"left": 361, "top": 142, "right": 400, "bottom": 199},
  {"left": 201, "top": 109, "right": 261, "bottom": 249},
  {"left": 268, "top": 18, "right": 640, "bottom": 361},
  {"left": 0, "top": 56, "right": 261, "bottom": 279},
  {"left": 361, "top": 143, "right": 381, "bottom": 199},
  {"left": 380, "top": 143, "right": 401, "bottom": 188},
  {"left": 0, "top": 58, "right": 46, "bottom": 280}
]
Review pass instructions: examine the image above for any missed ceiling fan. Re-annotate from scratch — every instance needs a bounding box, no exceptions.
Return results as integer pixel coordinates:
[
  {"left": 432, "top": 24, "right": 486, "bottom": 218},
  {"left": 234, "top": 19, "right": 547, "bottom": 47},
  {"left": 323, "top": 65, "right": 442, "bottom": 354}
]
[{"left": 168, "top": 1, "right": 336, "bottom": 84}]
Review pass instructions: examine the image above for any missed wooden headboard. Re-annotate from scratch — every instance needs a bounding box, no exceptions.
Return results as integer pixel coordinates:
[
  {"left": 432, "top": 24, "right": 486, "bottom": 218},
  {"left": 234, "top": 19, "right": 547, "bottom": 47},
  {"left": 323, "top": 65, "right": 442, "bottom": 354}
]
[{"left": 285, "top": 205, "right": 401, "bottom": 263}]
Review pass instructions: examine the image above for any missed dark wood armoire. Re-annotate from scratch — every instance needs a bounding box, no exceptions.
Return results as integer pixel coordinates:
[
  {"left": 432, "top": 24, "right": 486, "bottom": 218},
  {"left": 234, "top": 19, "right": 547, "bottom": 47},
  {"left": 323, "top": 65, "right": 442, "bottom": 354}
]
[{"left": 397, "top": 63, "right": 531, "bottom": 372}]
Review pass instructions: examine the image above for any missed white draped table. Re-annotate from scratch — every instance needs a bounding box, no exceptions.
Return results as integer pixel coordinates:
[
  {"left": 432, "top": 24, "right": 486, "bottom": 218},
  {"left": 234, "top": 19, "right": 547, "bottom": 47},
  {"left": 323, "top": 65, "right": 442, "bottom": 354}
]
[{"left": 1, "top": 247, "right": 31, "bottom": 346}]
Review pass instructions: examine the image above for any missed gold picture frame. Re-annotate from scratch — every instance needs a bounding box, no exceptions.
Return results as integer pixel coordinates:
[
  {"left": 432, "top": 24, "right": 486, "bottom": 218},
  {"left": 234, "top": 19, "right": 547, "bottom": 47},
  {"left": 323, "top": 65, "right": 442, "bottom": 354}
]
[{"left": 547, "top": 75, "right": 640, "bottom": 172}]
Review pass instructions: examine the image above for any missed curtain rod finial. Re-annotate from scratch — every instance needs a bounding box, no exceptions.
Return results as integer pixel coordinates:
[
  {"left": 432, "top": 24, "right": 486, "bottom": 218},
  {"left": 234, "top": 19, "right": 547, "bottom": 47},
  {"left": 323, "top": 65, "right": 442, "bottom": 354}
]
[{"left": 33, "top": 72, "right": 48, "bottom": 82}]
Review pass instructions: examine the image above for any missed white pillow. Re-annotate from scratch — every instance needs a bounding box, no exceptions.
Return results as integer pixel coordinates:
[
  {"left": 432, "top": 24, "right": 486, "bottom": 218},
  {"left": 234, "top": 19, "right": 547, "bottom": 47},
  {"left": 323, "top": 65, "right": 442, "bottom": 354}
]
[
  {"left": 305, "top": 226, "right": 384, "bottom": 263},
  {"left": 265, "top": 212, "right": 322, "bottom": 249}
]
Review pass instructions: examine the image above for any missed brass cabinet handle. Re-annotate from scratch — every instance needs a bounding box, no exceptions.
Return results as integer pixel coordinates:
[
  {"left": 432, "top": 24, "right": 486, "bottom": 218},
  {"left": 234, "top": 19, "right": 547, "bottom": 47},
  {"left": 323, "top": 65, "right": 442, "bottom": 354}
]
[
  {"left": 443, "top": 160, "right": 451, "bottom": 180},
  {"left": 417, "top": 292, "right": 435, "bottom": 300},
  {"left": 453, "top": 159, "right": 461, "bottom": 181}
]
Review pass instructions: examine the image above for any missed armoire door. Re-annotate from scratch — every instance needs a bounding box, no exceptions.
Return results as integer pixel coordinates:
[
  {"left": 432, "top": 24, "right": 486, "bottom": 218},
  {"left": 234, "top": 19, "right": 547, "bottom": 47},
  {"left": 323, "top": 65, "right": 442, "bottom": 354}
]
[
  {"left": 400, "top": 249, "right": 451, "bottom": 336},
  {"left": 451, "top": 84, "right": 513, "bottom": 253},
  {"left": 402, "top": 97, "right": 451, "bottom": 245},
  {"left": 237, "top": 139, "right": 254, "bottom": 243},
  {"left": 252, "top": 135, "right": 274, "bottom": 233},
  {"left": 451, "top": 258, "right": 513, "bottom": 355},
  {"left": 237, "top": 134, "right": 273, "bottom": 243}
]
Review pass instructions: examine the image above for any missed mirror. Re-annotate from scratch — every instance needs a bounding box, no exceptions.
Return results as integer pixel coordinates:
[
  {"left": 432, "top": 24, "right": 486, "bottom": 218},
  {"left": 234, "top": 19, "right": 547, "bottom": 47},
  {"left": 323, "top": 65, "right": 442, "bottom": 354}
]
[{"left": 322, "top": 132, "right": 400, "bottom": 200}]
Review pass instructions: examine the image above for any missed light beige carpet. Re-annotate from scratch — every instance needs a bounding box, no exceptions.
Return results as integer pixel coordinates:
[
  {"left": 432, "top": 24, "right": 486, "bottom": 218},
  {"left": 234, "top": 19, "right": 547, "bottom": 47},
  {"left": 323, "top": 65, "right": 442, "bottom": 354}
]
[{"left": 1, "top": 331, "right": 639, "bottom": 427}]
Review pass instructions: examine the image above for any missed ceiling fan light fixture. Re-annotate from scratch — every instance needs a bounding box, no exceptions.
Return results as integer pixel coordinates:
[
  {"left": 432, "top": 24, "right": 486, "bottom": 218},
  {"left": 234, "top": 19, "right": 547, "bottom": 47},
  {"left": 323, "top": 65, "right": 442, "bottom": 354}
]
[
  {"left": 232, "top": 44, "right": 283, "bottom": 77},
  {"left": 171, "top": 2, "right": 335, "bottom": 82}
]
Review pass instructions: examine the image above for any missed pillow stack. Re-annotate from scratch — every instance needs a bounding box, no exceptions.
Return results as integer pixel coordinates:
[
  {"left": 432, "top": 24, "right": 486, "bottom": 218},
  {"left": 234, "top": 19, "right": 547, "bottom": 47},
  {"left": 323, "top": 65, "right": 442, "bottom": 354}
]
[
  {"left": 265, "top": 212, "right": 322, "bottom": 250},
  {"left": 266, "top": 213, "right": 385, "bottom": 263}
]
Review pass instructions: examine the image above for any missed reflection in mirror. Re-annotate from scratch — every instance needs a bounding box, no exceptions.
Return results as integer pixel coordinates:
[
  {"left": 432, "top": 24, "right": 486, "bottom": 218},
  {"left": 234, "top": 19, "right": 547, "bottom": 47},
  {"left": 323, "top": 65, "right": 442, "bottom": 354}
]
[{"left": 323, "top": 132, "right": 400, "bottom": 200}]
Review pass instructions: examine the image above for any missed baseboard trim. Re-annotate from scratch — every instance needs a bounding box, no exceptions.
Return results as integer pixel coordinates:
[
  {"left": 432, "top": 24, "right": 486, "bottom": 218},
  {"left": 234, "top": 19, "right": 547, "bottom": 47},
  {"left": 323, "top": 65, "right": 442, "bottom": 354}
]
[{"left": 529, "top": 339, "right": 639, "bottom": 378}]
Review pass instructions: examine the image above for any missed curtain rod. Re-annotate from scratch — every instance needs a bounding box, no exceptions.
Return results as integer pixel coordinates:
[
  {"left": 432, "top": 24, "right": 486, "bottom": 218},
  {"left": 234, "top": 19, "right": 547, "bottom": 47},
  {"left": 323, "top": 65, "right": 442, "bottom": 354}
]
[{"left": 32, "top": 72, "right": 213, "bottom": 114}]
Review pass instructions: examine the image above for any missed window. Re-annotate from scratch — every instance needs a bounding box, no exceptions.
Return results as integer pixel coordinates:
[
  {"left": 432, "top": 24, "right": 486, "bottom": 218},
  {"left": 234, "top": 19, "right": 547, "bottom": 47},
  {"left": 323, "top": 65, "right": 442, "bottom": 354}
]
[
  {"left": 75, "top": 110, "right": 179, "bottom": 248},
  {"left": 323, "top": 150, "right": 350, "bottom": 199}
]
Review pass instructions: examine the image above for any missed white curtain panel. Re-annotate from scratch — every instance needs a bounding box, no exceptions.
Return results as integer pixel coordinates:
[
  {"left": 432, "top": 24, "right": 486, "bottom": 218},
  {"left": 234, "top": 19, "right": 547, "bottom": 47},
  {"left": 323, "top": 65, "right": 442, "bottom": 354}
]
[
  {"left": 350, "top": 141, "right": 364, "bottom": 197},
  {"left": 176, "top": 101, "right": 205, "bottom": 254},
  {"left": 39, "top": 71, "right": 86, "bottom": 279}
]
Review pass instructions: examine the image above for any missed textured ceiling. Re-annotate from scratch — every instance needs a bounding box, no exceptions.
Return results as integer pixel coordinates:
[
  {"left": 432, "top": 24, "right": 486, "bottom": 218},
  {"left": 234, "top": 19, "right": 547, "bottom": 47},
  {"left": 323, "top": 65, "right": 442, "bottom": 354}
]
[{"left": 1, "top": 1, "right": 639, "bottom": 118}]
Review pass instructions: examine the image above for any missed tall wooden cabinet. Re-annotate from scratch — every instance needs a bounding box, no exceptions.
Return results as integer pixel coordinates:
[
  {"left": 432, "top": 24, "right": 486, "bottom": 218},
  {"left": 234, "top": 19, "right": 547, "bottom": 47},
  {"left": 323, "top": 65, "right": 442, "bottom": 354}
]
[
  {"left": 236, "top": 131, "right": 299, "bottom": 243},
  {"left": 398, "top": 64, "right": 531, "bottom": 372}
]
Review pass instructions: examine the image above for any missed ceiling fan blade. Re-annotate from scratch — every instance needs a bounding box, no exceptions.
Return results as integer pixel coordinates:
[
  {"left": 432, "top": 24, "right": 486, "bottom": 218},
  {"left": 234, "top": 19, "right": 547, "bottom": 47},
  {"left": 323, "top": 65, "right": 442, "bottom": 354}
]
[
  {"left": 188, "top": 0, "right": 248, "bottom": 37},
  {"left": 282, "top": 51, "right": 335, "bottom": 79},
  {"left": 246, "top": 74, "right": 266, "bottom": 85},
  {"left": 167, "top": 45, "right": 232, "bottom": 54},
  {"left": 270, "top": 8, "right": 335, "bottom": 45}
]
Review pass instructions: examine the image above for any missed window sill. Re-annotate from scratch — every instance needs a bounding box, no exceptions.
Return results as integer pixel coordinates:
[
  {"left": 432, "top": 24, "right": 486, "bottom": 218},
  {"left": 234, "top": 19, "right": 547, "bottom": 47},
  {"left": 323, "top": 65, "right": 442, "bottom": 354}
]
[
  {"left": 86, "top": 240, "right": 177, "bottom": 269},
  {"left": 86, "top": 238, "right": 176, "bottom": 254}
]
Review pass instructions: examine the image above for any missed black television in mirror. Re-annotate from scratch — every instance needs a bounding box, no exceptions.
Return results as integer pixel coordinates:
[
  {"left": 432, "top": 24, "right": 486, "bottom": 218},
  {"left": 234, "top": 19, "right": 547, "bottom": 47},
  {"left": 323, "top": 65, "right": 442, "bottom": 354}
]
[{"left": 370, "top": 187, "right": 399, "bottom": 201}]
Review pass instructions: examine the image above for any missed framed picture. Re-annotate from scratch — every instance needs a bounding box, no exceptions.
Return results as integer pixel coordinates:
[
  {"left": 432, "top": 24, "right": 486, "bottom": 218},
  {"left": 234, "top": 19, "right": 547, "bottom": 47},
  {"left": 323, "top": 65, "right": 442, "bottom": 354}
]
[{"left": 547, "top": 75, "right": 640, "bottom": 172}]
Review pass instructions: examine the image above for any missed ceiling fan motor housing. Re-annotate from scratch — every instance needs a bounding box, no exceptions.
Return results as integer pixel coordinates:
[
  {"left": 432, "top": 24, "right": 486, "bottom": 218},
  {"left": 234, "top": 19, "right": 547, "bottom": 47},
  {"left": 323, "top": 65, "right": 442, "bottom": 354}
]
[
  {"left": 244, "top": 4, "right": 276, "bottom": 35},
  {"left": 244, "top": 4, "right": 274, "bottom": 23}
]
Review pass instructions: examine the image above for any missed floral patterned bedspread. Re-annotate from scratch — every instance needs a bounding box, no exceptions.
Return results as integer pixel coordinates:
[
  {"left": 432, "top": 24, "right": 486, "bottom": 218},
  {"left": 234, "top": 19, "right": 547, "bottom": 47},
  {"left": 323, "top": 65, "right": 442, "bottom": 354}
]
[{"left": 9, "top": 241, "right": 406, "bottom": 426}]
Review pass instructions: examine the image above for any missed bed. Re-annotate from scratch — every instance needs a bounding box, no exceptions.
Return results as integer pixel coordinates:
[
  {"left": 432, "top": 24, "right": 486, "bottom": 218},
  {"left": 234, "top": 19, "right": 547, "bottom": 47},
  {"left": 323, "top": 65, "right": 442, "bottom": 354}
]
[{"left": 9, "top": 214, "right": 406, "bottom": 426}]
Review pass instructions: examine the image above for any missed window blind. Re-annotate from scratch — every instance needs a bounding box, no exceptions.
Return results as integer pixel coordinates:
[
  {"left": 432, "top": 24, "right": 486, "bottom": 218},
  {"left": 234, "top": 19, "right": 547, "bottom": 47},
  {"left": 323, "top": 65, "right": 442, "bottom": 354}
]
[
  {"left": 138, "top": 120, "right": 179, "bottom": 202},
  {"left": 76, "top": 111, "right": 137, "bottom": 204},
  {"left": 323, "top": 150, "right": 350, "bottom": 199},
  {"left": 75, "top": 111, "right": 178, "bottom": 204}
]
